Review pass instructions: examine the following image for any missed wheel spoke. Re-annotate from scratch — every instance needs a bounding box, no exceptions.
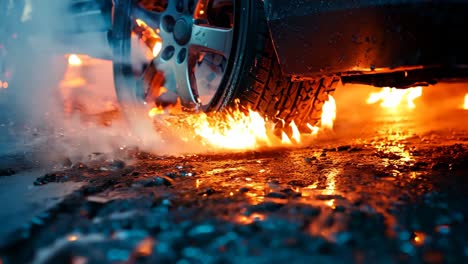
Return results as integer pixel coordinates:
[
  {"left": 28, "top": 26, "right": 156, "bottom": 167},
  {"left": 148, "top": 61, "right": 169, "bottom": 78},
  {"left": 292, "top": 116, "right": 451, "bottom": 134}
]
[
  {"left": 190, "top": 24, "right": 233, "bottom": 57},
  {"left": 174, "top": 59, "right": 199, "bottom": 107},
  {"left": 167, "top": 0, "right": 183, "bottom": 12},
  {"left": 138, "top": 61, "right": 156, "bottom": 99},
  {"left": 131, "top": 4, "right": 162, "bottom": 29}
]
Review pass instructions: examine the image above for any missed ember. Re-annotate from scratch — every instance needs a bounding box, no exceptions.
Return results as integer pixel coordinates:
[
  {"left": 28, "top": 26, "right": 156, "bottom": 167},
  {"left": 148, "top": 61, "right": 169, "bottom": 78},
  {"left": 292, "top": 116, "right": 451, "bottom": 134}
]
[
  {"left": 135, "top": 237, "right": 154, "bottom": 256},
  {"left": 413, "top": 232, "right": 426, "bottom": 246},
  {"left": 67, "top": 235, "right": 79, "bottom": 242}
]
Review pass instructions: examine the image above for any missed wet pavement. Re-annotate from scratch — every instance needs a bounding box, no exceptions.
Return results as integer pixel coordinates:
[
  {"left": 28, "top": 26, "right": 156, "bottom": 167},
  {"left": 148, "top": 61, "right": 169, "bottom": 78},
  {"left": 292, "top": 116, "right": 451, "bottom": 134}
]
[{"left": 0, "top": 86, "right": 468, "bottom": 264}]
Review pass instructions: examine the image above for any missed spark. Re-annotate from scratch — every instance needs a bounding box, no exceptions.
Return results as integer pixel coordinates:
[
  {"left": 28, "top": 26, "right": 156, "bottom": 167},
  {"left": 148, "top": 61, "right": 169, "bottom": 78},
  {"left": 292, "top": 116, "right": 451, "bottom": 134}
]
[{"left": 68, "top": 54, "right": 83, "bottom": 66}]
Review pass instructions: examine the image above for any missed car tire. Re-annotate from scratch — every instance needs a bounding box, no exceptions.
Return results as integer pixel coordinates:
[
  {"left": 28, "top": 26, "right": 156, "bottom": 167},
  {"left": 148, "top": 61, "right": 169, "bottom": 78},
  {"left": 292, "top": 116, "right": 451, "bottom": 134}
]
[
  {"left": 112, "top": 0, "right": 340, "bottom": 133},
  {"left": 232, "top": 0, "right": 340, "bottom": 132}
]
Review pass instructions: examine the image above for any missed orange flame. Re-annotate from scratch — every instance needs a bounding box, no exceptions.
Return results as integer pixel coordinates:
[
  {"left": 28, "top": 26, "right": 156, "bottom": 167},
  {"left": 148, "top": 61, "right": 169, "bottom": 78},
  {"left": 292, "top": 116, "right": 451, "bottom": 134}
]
[
  {"left": 367, "top": 87, "right": 423, "bottom": 109},
  {"left": 290, "top": 121, "right": 301, "bottom": 143},
  {"left": 189, "top": 108, "right": 272, "bottom": 149},
  {"left": 60, "top": 54, "right": 87, "bottom": 88},
  {"left": 463, "top": 94, "right": 468, "bottom": 110},
  {"left": 149, "top": 95, "right": 337, "bottom": 150},
  {"left": 321, "top": 95, "right": 336, "bottom": 129},
  {"left": 135, "top": 19, "right": 163, "bottom": 57},
  {"left": 281, "top": 131, "right": 292, "bottom": 145},
  {"left": 148, "top": 106, "right": 165, "bottom": 118}
]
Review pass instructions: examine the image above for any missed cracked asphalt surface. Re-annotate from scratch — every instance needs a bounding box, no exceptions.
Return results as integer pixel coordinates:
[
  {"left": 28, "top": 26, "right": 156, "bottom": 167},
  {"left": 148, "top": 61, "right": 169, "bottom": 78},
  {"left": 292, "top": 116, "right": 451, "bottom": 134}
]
[{"left": 0, "top": 85, "right": 467, "bottom": 264}]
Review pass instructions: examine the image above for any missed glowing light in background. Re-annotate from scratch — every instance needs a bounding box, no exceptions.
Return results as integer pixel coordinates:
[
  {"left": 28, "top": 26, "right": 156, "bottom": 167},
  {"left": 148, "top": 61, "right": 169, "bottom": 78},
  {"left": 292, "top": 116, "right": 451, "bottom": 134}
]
[
  {"left": 367, "top": 87, "right": 423, "bottom": 109},
  {"left": 0, "top": 80, "right": 7, "bottom": 89},
  {"left": 67, "top": 235, "right": 79, "bottom": 241}
]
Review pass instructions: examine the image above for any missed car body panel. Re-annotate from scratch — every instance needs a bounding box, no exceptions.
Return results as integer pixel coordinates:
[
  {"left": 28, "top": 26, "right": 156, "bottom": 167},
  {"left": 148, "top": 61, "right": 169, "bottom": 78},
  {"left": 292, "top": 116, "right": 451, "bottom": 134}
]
[{"left": 264, "top": 0, "right": 468, "bottom": 80}]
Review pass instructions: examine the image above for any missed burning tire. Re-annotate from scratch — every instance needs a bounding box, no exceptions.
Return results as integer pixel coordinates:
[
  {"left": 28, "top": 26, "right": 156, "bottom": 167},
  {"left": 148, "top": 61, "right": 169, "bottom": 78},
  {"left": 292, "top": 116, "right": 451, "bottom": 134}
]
[{"left": 112, "top": 0, "right": 339, "bottom": 132}]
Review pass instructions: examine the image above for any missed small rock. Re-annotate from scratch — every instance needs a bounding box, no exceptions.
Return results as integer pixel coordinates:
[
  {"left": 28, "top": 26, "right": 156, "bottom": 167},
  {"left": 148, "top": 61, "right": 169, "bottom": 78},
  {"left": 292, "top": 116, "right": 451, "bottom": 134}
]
[
  {"left": 109, "top": 159, "right": 126, "bottom": 171},
  {"left": 188, "top": 224, "right": 215, "bottom": 237},
  {"left": 249, "top": 201, "right": 284, "bottom": 213},
  {"left": 315, "top": 194, "right": 345, "bottom": 201},
  {"left": 239, "top": 187, "right": 250, "bottom": 193},
  {"left": 200, "top": 188, "right": 217, "bottom": 196},
  {"left": 266, "top": 192, "right": 287, "bottom": 199},
  {"left": 61, "top": 158, "right": 73, "bottom": 168},
  {"left": 281, "top": 188, "right": 302, "bottom": 198},
  {"left": 335, "top": 232, "right": 353, "bottom": 245},
  {"left": 400, "top": 242, "right": 415, "bottom": 255},
  {"left": 87, "top": 196, "right": 110, "bottom": 204},
  {"left": 0, "top": 168, "right": 15, "bottom": 176},
  {"left": 31, "top": 216, "right": 45, "bottom": 226},
  {"left": 336, "top": 145, "right": 351, "bottom": 151},
  {"left": 317, "top": 240, "right": 334, "bottom": 255},
  {"left": 288, "top": 180, "right": 309, "bottom": 187},
  {"left": 71, "top": 162, "right": 87, "bottom": 169},
  {"left": 301, "top": 206, "right": 321, "bottom": 217},
  {"left": 34, "top": 173, "right": 63, "bottom": 186},
  {"left": 107, "top": 248, "right": 130, "bottom": 262},
  {"left": 165, "top": 172, "right": 178, "bottom": 179},
  {"left": 398, "top": 231, "right": 411, "bottom": 241},
  {"left": 334, "top": 205, "right": 346, "bottom": 212},
  {"left": 348, "top": 147, "right": 363, "bottom": 152},
  {"left": 431, "top": 162, "right": 449, "bottom": 171},
  {"left": 139, "top": 176, "right": 174, "bottom": 187},
  {"left": 436, "top": 225, "right": 450, "bottom": 235}
]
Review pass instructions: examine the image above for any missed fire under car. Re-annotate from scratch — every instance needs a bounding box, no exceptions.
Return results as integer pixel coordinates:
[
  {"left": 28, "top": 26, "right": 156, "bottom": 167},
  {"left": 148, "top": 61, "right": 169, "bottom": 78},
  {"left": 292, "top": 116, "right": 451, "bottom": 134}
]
[{"left": 2, "top": 0, "right": 468, "bottom": 132}]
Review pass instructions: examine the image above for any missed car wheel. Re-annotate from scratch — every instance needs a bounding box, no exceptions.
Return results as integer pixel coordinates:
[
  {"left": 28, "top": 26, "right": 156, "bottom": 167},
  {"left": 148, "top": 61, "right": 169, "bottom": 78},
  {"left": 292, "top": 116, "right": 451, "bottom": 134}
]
[{"left": 112, "top": 0, "right": 339, "bottom": 133}]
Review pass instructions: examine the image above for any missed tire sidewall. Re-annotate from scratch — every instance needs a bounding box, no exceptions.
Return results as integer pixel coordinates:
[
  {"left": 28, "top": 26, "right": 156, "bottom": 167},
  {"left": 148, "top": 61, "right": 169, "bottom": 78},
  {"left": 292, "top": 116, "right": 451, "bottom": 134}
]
[{"left": 205, "top": 0, "right": 261, "bottom": 111}]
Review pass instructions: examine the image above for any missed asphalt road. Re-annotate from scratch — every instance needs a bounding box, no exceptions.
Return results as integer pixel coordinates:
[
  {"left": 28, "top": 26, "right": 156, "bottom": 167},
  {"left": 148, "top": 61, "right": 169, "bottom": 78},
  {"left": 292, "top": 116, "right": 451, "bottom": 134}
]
[{"left": 0, "top": 84, "right": 467, "bottom": 264}]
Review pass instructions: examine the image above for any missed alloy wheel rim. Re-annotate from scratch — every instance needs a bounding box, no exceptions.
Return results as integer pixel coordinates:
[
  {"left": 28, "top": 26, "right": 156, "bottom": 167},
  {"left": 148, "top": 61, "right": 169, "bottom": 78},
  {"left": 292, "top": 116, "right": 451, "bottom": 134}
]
[{"left": 126, "top": 0, "right": 235, "bottom": 111}]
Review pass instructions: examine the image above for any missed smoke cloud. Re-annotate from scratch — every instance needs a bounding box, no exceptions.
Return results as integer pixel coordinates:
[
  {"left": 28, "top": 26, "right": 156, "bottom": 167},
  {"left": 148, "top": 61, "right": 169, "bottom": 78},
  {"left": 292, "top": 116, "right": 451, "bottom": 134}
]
[{"left": 0, "top": 0, "right": 161, "bottom": 164}]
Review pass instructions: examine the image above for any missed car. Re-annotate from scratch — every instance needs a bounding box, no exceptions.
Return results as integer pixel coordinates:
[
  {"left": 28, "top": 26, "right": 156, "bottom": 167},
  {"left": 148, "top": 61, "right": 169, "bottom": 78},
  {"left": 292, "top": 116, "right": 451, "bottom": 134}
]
[{"left": 3, "top": 0, "right": 468, "bottom": 131}]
